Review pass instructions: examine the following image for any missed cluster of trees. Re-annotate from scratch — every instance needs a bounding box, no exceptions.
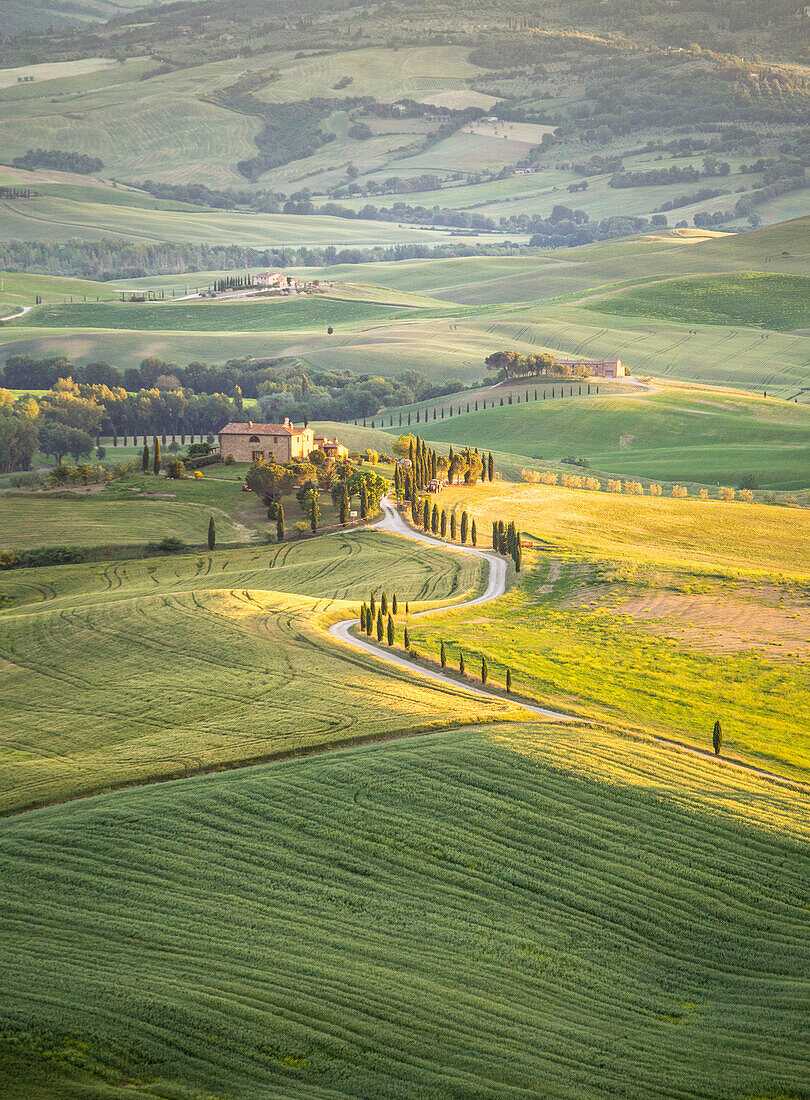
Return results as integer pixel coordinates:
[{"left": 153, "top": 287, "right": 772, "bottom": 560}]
[
  {"left": 609, "top": 159, "right": 730, "bottom": 188},
  {"left": 140, "top": 179, "right": 284, "bottom": 212},
  {"left": 0, "top": 238, "right": 535, "bottom": 282},
  {"left": 492, "top": 519, "right": 523, "bottom": 572},
  {"left": 485, "top": 351, "right": 592, "bottom": 381},
  {"left": 0, "top": 372, "right": 236, "bottom": 471},
  {"left": 331, "top": 172, "right": 443, "bottom": 199},
  {"left": 11, "top": 148, "right": 103, "bottom": 174}
]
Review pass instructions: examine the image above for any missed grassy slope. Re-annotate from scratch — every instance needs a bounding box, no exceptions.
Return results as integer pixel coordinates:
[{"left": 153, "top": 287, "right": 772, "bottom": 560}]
[
  {"left": 586, "top": 272, "right": 810, "bottom": 331},
  {"left": 1, "top": 725, "right": 808, "bottom": 1098},
  {"left": 375, "top": 384, "right": 810, "bottom": 490},
  {"left": 0, "top": 531, "right": 501, "bottom": 813},
  {"left": 403, "top": 482, "right": 810, "bottom": 780}
]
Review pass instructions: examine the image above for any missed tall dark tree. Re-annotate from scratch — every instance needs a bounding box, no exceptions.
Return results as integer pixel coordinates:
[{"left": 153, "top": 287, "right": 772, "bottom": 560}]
[
  {"left": 392, "top": 594, "right": 398, "bottom": 615},
  {"left": 404, "top": 625, "right": 410, "bottom": 649},
  {"left": 440, "top": 640, "right": 447, "bottom": 668},
  {"left": 276, "top": 503, "right": 284, "bottom": 541},
  {"left": 481, "top": 655, "right": 488, "bottom": 684},
  {"left": 387, "top": 613, "right": 394, "bottom": 647},
  {"left": 141, "top": 443, "right": 149, "bottom": 473},
  {"left": 366, "top": 607, "right": 374, "bottom": 636},
  {"left": 423, "top": 498, "right": 430, "bottom": 529},
  {"left": 450, "top": 513, "right": 457, "bottom": 541},
  {"left": 506, "top": 668, "right": 512, "bottom": 693},
  {"left": 360, "top": 481, "right": 368, "bottom": 519},
  {"left": 376, "top": 609, "right": 384, "bottom": 642},
  {"left": 492, "top": 522, "right": 498, "bottom": 550},
  {"left": 440, "top": 509, "right": 448, "bottom": 538},
  {"left": 381, "top": 591, "right": 388, "bottom": 616},
  {"left": 339, "top": 484, "right": 350, "bottom": 525},
  {"left": 360, "top": 604, "right": 367, "bottom": 632},
  {"left": 431, "top": 503, "right": 439, "bottom": 534},
  {"left": 207, "top": 516, "right": 216, "bottom": 551},
  {"left": 513, "top": 540, "right": 522, "bottom": 573},
  {"left": 713, "top": 720, "right": 722, "bottom": 755},
  {"left": 487, "top": 452, "right": 494, "bottom": 481},
  {"left": 460, "top": 511, "right": 469, "bottom": 545},
  {"left": 471, "top": 518, "right": 477, "bottom": 547},
  {"left": 370, "top": 591, "right": 376, "bottom": 618},
  {"left": 153, "top": 436, "right": 161, "bottom": 476},
  {"left": 459, "top": 652, "right": 465, "bottom": 675}
]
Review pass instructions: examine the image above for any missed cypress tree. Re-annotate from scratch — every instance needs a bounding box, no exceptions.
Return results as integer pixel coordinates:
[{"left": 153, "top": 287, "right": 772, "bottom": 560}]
[
  {"left": 387, "top": 614, "right": 394, "bottom": 647},
  {"left": 450, "top": 513, "right": 457, "bottom": 540},
  {"left": 440, "top": 640, "right": 447, "bottom": 668},
  {"left": 431, "top": 503, "right": 439, "bottom": 534},
  {"left": 207, "top": 516, "right": 216, "bottom": 550},
  {"left": 339, "top": 484, "right": 350, "bottom": 525},
  {"left": 142, "top": 443, "right": 149, "bottom": 473},
  {"left": 360, "top": 605, "right": 367, "bottom": 631},
  {"left": 713, "top": 720, "right": 722, "bottom": 755},
  {"left": 376, "top": 610, "right": 383, "bottom": 642},
  {"left": 460, "top": 511, "right": 468, "bottom": 545},
  {"left": 370, "top": 591, "right": 376, "bottom": 618},
  {"left": 381, "top": 591, "right": 388, "bottom": 616},
  {"left": 405, "top": 601, "right": 410, "bottom": 614},
  {"left": 481, "top": 655, "right": 488, "bottom": 684},
  {"left": 392, "top": 594, "right": 398, "bottom": 615},
  {"left": 153, "top": 436, "right": 161, "bottom": 475},
  {"left": 471, "top": 518, "right": 477, "bottom": 546},
  {"left": 423, "top": 498, "right": 430, "bottom": 529},
  {"left": 487, "top": 452, "right": 494, "bottom": 481},
  {"left": 404, "top": 625, "right": 410, "bottom": 649},
  {"left": 360, "top": 482, "right": 368, "bottom": 519},
  {"left": 411, "top": 496, "right": 419, "bottom": 524},
  {"left": 506, "top": 668, "right": 512, "bottom": 693},
  {"left": 440, "top": 510, "right": 447, "bottom": 538},
  {"left": 513, "top": 541, "right": 522, "bottom": 572},
  {"left": 276, "top": 503, "right": 284, "bottom": 541},
  {"left": 459, "top": 652, "right": 465, "bottom": 675},
  {"left": 366, "top": 608, "right": 374, "bottom": 636},
  {"left": 492, "top": 521, "right": 498, "bottom": 550}
]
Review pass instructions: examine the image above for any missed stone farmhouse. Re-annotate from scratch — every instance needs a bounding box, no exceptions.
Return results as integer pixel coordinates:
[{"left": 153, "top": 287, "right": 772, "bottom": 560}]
[
  {"left": 218, "top": 421, "right": 348, "bottom": 463},
  {"left": 252, "top": 272, "right": 301, "bottom": 291},
  {"left": 554, "top": 358, "right": 627, "bottom": 378},
  {"left": 219, "top": 420, "right": 315, "bottom": 463}
]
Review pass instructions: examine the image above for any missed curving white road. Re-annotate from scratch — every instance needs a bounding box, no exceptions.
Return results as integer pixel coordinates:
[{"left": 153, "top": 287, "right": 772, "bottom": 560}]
[{"left": 328, "top": 497, "right": 574, "bottom": 721}]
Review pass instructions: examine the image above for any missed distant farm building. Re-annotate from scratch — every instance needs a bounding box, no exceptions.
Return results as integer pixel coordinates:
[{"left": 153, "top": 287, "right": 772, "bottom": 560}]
[
  {"left": 555, "top": 358, "right": 627, "bottom": 379},
  {"left": 219, "top": 420, "right": 315, "bottom": 463},
  {"left": 314, "top": 435, "right": 349, "bottom": 460},
  {"left": 252, "top": 272, "right": 302, "bottom": 291}
]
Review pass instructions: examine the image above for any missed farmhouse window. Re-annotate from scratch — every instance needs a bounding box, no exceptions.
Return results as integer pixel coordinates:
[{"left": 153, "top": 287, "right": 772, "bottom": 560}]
[{"left": 249, "top": 435, "right": 260, "bottom": 443}]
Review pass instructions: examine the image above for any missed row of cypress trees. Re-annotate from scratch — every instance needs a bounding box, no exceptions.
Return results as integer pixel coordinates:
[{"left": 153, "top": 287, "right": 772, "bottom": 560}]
[
  {"left": 141, "top": 437, "right": 162, "bottom": 476},
  {"left": 492, "top": 519, "right": 522, "bottom": 571}
]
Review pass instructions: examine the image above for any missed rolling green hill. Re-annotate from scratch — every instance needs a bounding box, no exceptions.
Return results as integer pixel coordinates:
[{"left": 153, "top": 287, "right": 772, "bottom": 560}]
[{"left": 1, "top": 724, "right": 808, "bottom": 1098}]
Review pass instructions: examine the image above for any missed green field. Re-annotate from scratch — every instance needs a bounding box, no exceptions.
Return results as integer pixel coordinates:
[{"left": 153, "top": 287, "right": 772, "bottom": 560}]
[
  {"left": 404, "top": 482, "right": 810, "bottom": 780},
  {"left": 376, "top": 384, "right": 810, "bottom": 490},
  {"left": 0, "top": 491, "right": 247, "bottom": 551},
  {"left": 0, "top": 531, "right": 497, "bottom": 813},
  {"left": 12, "top": 296, "right": 439, "bottom": 334},
  {"left": 587, "top": 273, "right": 810, "bottom": 332},
  {"left": 0, "top": 271, "right": 122, "bottom": 319},
  {"left": 1, "top": 724, "right": 808, "bottom": 1098}
]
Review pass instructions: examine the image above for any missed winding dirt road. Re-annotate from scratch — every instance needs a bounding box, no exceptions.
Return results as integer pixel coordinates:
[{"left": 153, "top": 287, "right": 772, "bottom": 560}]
[
  {"left": 329, "top": 497, "right": 574, "bottom": 722},
  {"left": 330, "top": 498, "right": 810, "bottom": 794}
]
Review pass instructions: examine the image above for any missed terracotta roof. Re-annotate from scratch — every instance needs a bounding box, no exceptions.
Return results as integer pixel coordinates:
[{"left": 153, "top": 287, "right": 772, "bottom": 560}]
[{"left": 219, "top": 421, "right": 305, "bottom": 436}]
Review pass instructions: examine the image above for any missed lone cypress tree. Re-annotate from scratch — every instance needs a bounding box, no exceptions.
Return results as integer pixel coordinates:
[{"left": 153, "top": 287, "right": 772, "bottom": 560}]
[
  {"left": 459, "top": 652, "right": 465, "bottom": 675},
  {"left": 506, "top": 668, "right": 512, "bottom": 693},
  {"left": 713, "top": 720, "right": 722, "bottom": 755},
  {"left": 387, "top": 614, "right": 394, "bottom": 647},
  {"left": 471, "top": 518, "right": 477, "bottom": 547},
  {"left": 339, "top": 484, "right": 350, "bottom": 525},
  {"left": 276, "top": 503, "right": 284, "bottom": 542},
  {"left": 481, "top": 655, "right": 488, "bottom": 684},
  {"left": 381, "top": 591, "right": 388, "bottom": 616},
  {"left": 404, "top": 625, "right": 410, "bottom": 649},
  {"left": 440, "top": 640, "right": 447, "bottom": 668},
  {"left": 153, "top": 436, "right": 161, "bottom": 476},
  {"left": 460, "top": 511, "right": 468, "bottom": 545},
  {"left": 392, "top": 594, "right": 398, "bottom": 615},
  {"left": 376, "top": 609, "right": 383, "bottom": 642},
  {"left": 405, "top": 601, "right": 410, "bottom": 614},
  {"left": 142, "top": 443, "right": 149, "bottom": 473},
  {"left": 207, "top": 516, "right": 216, "bottom": 551}
]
